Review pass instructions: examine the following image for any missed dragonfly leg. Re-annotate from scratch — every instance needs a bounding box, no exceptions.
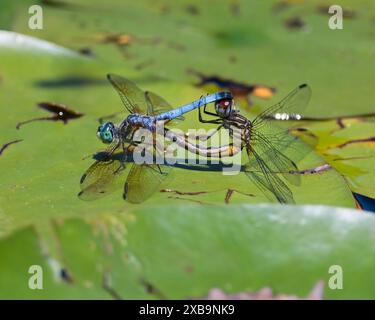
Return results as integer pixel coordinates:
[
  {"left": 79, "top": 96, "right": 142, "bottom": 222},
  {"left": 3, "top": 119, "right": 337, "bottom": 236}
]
[
  {"left": 203, "top": 103, "right": 220, "bottom": 117},
  {"left": 198, "top": 116, "right": 223, "bottom": 125},
  {"left": 121, "top": 141, "right": 127, "bottom": 163},
  {"left": 198, "top": 104, "right": 223, "bottom": 124},
  {"left": 113, "top": 141, "right": 128, "bottom": 174},
  {"left": 105, "top": 141, "right": 120, "bottom": 158},
  {"left": 156, "top": 164, "right": 165, "bottom": 175}
]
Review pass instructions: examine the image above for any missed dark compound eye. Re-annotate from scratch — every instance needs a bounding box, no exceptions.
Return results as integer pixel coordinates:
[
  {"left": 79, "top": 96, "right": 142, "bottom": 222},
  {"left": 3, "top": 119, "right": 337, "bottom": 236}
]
[
  {"left": 217, "top": 99, "right": 232, "bottom": 109},
  {"left": 215, "top": 98, "right": 233, "bottom": 117}
]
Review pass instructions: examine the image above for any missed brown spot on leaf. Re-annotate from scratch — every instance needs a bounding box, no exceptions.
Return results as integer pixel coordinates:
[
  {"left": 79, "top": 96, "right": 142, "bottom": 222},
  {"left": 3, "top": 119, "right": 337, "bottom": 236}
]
[
  {"left": 188, "top": 69, "right": 276, "bottom": 107},
  {"left": 77, "top": 47, "right": 94, "bottom": 56},
  {"left": 0, "top": 139, "right": 23, "bottom": 156},
  {"left": 160, "top": 188, "right": 208, "bottom": 196},
  {"left": 167, "top": 196, "right": 206, "bottom": 205},
  {"left": 161, "top": 188, "right": 255, "bottom": 204},
  {"left": 230, "top": 1, "right": 241, "bottom": 16},
  {"left": 140, "top": 278, "right": 166, "bottom": 299},
  {"left": 16, "top": 102, "right": 84, "bottom": 130},
  {"left": 336, "top": 137, "right": 375, "bottom": 149},
  {"left": 185, "top": 5, "right": 199, "bottom": 16},
  {"left": 98, "top": 32, "right": 185, "bottom": 57},
  {"left": 101, "top": 33, "right": 133, "bottom": 46},
  {"left": 225, "top": 189, "right": 255, "bottom": 203},
  {"left": 284, "top": 16, "right": 305, "bottom": 30},
  {"left": 103, "top": 272, "right": 122, "bottom": 300}
]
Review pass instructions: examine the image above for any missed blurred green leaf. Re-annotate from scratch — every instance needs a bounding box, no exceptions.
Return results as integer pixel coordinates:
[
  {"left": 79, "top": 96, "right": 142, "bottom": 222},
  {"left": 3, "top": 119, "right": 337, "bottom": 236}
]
[{"left": 1, "top": 204, "right": 375, "bottom": 299}]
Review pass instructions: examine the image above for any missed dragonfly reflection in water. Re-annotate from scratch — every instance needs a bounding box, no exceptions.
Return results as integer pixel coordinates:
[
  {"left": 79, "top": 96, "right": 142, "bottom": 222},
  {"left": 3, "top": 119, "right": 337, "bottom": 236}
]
[
  {"left": 183, "top": 84, "right": 315, "bottom": 204},
  {"left": 78, "top": 74, "right": 233, "bottom": 203}
]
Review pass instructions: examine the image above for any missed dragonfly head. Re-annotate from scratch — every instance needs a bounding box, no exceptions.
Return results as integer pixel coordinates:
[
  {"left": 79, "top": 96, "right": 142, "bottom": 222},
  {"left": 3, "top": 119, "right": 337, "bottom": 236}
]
[
  {"left": 215, "top": 98, "right": 234, "bottom": 118},
  {"left": 97, "top": 122, "right": 115, "bottom": 144}
]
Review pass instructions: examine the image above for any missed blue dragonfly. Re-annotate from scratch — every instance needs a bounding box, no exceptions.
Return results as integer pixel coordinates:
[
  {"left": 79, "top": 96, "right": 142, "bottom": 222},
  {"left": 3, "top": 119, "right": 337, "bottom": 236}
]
[
  {"left": 79, "top": 74, "right": 233, "bottom": 203},
  {"left": 96, "top": 74, "right": 232, "bottom": 146},
  {"left": 189, "top": 84, "right": 315, "bottom": 204}
]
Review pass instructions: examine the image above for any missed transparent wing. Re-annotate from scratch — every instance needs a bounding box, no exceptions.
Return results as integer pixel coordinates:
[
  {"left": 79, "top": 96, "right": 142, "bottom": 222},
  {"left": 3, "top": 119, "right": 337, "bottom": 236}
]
[
  {"left": 124, "top": 137, "right": 173, "bottom": 203},
  {"left": 97, "top": 111, "right": 124, "bottom": 125},
  {"left": 145, "top": 91, "right": 185, "bottom": 125},
  {"left": 244, "top": 146, "right": 295, "bottom": 204},
  {"left": 107, "top": 74, "right": 185, "bottom": 123},
  {"left": 252, "top": 84, "right": 311, "bottom": 127},
  {"left": 241, "top": 85, "right": 314, "bottom": 203},
  {"left": 249, "top": 130, "right": 304, "bottom": 186},
  {"left": 78, "top": 151, "right": 127, "bottom": 200},
  {"left": 124, "top": 163, "right": 172, "bottom": 203},
  {"left": 107, "top": 73, "right": 149, "bottom": 114},
  {"left": 249, "top": 84, "right": 315, "bottom": 185},
  {"left": 145, "top": 91, "right": 170, "bottom": 115}
]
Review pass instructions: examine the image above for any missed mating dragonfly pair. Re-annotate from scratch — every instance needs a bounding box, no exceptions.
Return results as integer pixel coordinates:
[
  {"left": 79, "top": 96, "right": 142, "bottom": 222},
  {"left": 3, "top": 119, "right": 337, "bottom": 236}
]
[{"left": 79, "top": 74, "right": 313, "bottom": 204}]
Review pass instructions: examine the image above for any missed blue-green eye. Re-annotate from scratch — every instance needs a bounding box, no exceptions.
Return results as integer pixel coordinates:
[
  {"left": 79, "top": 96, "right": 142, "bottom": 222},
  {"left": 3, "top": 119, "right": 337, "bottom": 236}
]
[{"left": 97, "top": 122, "right": 115, "bottom": 144}]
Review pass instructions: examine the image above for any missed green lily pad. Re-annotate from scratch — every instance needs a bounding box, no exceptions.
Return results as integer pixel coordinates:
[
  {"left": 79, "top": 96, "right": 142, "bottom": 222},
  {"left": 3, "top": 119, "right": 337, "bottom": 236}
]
[
  {"left": 0, "top": 0, "right": 374, "bottom": 299},
  {"left": 289, "top": 120, "right": 375, "bottom": 198},
  {"left": 1, "top": 204, "right": 375, "bottom": 299},
  {"left": 0, "top": 47, "right": 356, "bottom": 240}
]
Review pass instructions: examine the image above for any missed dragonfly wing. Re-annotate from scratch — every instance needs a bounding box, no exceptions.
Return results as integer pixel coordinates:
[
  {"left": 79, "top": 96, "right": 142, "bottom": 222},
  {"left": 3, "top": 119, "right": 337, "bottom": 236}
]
[
  {"left": 250, "top": 129, "right": 302, "bottom": 186},
  {"left": 249, "top": 84, "right": 315, "bottom": 185},
  {"left": 146, "top": 91, "right": 185, "bottom": 125},
  {"left": 239, "top": 85, "right": 312, "bottom": 203},
  {"left": 79, "top": 142, "right": 127, "bottom": 200},
  {"left": 244, "top": 146, "right": 295, "bottom": 204},
  {"left": 78, "top": 155, "right": 126, "bottom": 200},
  {"left": 145, "top": 91, "right": 169, "bottom": 115},
  {"left": 107, "top": 73, "right": 149, "bottom": 114},
  {"left": 97, "top": 111, "right": 126, "bottom": 125},
  {"left": 124, "top": 163, "right": 172, "bottom": 203},
  {"left": 252, "top": 84, "right": 312, "bottom": 126}
]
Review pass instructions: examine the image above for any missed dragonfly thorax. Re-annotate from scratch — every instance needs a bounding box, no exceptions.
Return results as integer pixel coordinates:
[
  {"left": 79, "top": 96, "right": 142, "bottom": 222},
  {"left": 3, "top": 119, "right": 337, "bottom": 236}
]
[
  {"left": 224, "top": 114, "right": 252, "bottom": 145},
  {"left": 126, "top": 114, "right": 155, "bottom": 130},
  {"left": 126, "top": 113, "right": 139, "bottom": 124}
]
